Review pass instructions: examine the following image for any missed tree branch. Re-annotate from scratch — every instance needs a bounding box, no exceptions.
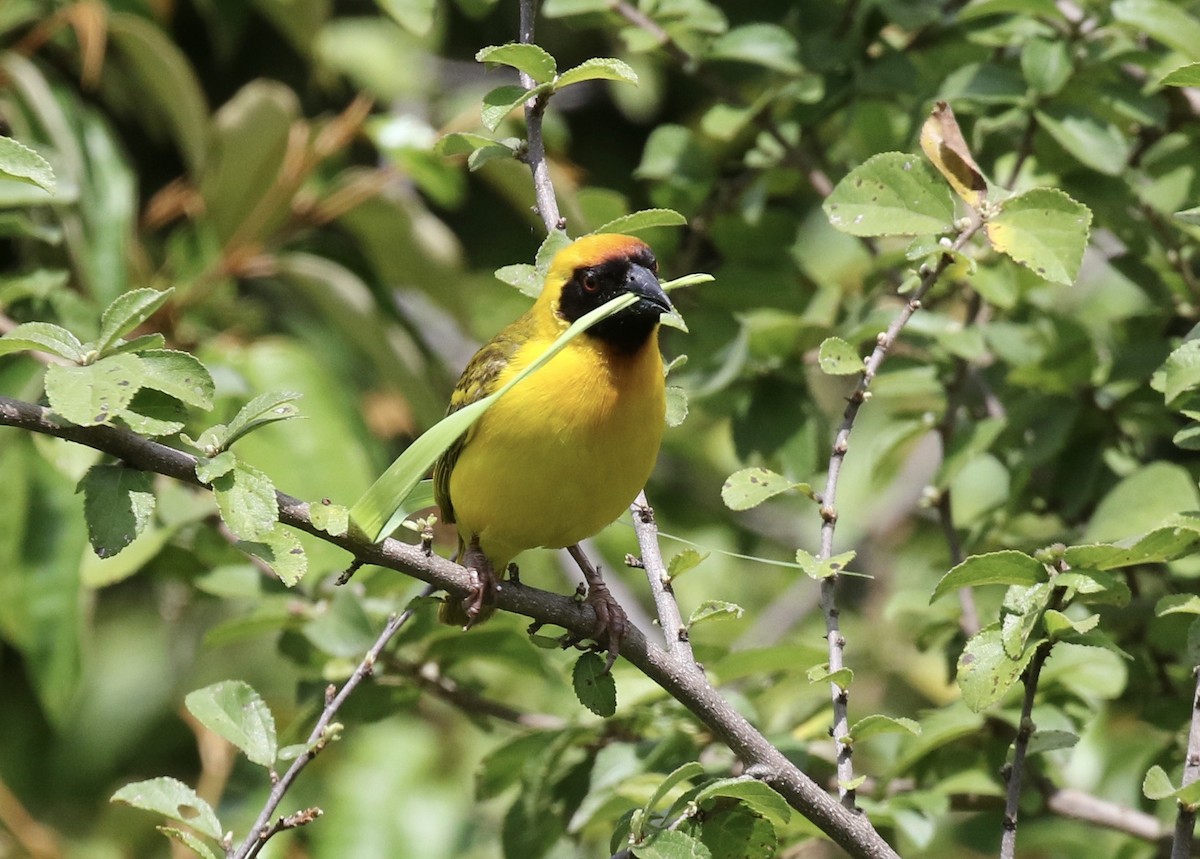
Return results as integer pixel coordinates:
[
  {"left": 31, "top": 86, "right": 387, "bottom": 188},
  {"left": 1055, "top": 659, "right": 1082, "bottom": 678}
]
[
  {"left": 1172, "top": 668, "right": 1200, "bottom": 859},
  {"left": 817, "top": 220, "right": 984, "bottom": 808},
  {"left": 0, "top": 395, "right": 899, "bottom": 859},
  {"left": 518, "top": 0, "right": 563, "bottom": 233},
  {"left": 631, "top": 491, "right": 697, "bottom": 666},
  {"left": 232, "top": 583, "right": 434, "bottom": 859}
]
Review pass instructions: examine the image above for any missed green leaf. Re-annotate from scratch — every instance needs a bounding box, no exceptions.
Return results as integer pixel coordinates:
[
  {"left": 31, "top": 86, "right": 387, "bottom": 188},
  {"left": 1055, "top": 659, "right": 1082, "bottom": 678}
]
[
  {"left": 694, "top": 803, "right": 776, "bottom": 859},
  {"left": 481, "top": 84, "right": 546, "bottom": 131},
  {"left": 195, "top": 451, "right": 237, "bottom": 484},
  {"left": 849, "top": 714, "right": 921, "bottom": 743},
  {"left": 0, "top": 135, "right": 55, "bottom": 193},
  {"left": 1043, "top": 609, "right": 1099, "bottom": 637},
  {"left": 110, "top": 777, "right": 222, "bottom": 840},
  {"left": 135, "top": 350, "right": 214, "bottom": 410},
  {"left": 352, "top": 292, "right": 641, "bottom": 541},
  {"left": 572, "top": 652, "right": 617, "bottom": 717},
  {"left": 594, "top": 208, "right": 687, "bottom": 235},
  {"left": 219, "top": 391, "right": 303, "bottom": 451},
  {"left": 1021, "top": 38, "right": 1070, "bottom": 95},
  {"left": 1033, "top": 108, "right": 1130, "bottom": 176},
  {"left": 823, "top": 152, "right": 955, "bottom": 237},
  {"left": 213, "top": 462, "right": 278, "bottom": 541},
  {"left": 44, "top": 353, "right": 145, "bottom": 426},
  {"left": 1161, "top": 62, "right": 1200, "bottom": 86},
  {"left": 667, "top": 548, "right": 708, "bottom": 581},
  {"left": 542, "top": 0, "right": 612, "bottom": 14},
  {"left": 1113, "top": 0, "right": 1200, "bottom": 62},
  {"left": 238, "top": 523, "right": 307, "bottom": 587},
  {"left": 184, "top": 680, "right": 278, "bottom": 767},
  {"left": 1158, "top": 340, "right": 1200, "bottom": 406},
  {"left": 687, "top": 600, "right": 744, "bottom": 628},
  {"left": 984, "top": 188, "right": 1092, "bottom": 285},
  {"left": 720, "top": 467, "right": 801, "bottom": 511},
  {"left": 494, "top": 263, "right": 541, "bottom": 297},
  {"left": 435, "top": 131, "right": 500, "bottom": 156},
  {"left": 694, "top": 776, "right": 791, "bottom": 825},
  {"left": 377, "top": 0, "right": 436, "bottom": 35},
  {"left": 1027, "top": 730, "right": 1079, "bottom": 756},
  {"left": 807, "top": 664, "right": 853, "bottom": 691},
  {"left": 817, "top": 336, "right": 862, "bottom": 375},
  {"left": 665, "top": 385, "right": 688, "bottom": 427},
  {"left": 706, "top": 23, "right": 801, "bottom": 74},
  {"left": 310, "top": 501, "right": 351, "bottom": 537},
  {"left": 1080, "top": 463, "right": 1199, "bottom": 543},
  {"left": 95, "top": 288, "right": 172, "bottom": 355},
  {"left": 634, "top": 829, "right": 712, "bottom": 859},
  {"left": 931, "top": 550, "right": 1047, "bottom": 603},
  {"left": 1156, "top": 594, "right": 1200, "bottom": 617},
  {"left": 1143, "top": 765, "right": 1178, "bottom": 800},
  {"left": 476, "top": 44, "right": 557, "bottom": 84},
  {"left": 79, "top": 465, "right": 155, "bottom": 559},
  {"left": 957, "top": 625, "right": 1040, "bottom": 712},
  {"left": 643, "top": 762, "right": 706, "bottom": 819},
  {"left": 157, "top": 827, "right": 218, "bottom": 859},
  {"left": 555, "top": 57, "right": 638, "bottom": 89},
  {"left": 0, "top": 321, "right": 86, "bottom": 362},
  {"left": 795, "top": 549, "right": 856, "bottom": 580},
  {"left": 81, "top": 522, "right": 176, "bottom": 588},
  {"left": 1176, "top": 206, "right": 1200, "bottom": 226},
  {"left": 468, "top": 142, "right": 518, "bottom": 171}
]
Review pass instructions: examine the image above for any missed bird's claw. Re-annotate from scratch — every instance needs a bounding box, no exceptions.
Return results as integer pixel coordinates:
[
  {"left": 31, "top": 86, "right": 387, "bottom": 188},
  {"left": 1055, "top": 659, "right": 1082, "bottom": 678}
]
[{"left": 582, "top": 574, "right": 627, "bottom": 673}]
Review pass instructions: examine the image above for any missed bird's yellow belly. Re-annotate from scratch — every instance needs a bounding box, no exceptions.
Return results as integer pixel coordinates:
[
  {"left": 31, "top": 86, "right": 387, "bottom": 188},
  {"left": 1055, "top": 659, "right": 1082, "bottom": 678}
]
[{"left": 448, "top": 340, "right": 665, "bottom": 568}]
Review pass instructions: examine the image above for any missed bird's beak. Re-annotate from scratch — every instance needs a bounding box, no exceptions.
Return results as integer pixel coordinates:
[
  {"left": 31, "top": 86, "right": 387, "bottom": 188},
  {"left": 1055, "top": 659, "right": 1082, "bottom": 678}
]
[{"left": 625, "top": 264, "right": 673, "bottom": 314}]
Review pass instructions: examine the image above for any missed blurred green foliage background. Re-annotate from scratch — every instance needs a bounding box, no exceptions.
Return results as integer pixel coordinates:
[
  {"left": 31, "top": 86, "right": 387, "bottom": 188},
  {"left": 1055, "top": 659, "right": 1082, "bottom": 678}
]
[{"left": 5, "top": 0, "right": 1200, "bottom": 856}]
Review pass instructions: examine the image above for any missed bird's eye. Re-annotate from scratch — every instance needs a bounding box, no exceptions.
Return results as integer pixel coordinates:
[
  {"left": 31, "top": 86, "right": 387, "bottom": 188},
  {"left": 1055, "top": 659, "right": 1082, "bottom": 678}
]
[{"left": 581, "top": 271, "right": 599, "bottom": 293}]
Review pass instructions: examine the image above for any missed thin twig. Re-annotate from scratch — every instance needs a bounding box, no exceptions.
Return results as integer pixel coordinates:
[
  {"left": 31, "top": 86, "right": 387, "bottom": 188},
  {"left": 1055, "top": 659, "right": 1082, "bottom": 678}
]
[
  {"left": 0, "top": 776, "right": 62, "bottom": 859},
  {"left": 1172, "top": 668, "right": 1200, "bottom": 859},
  {"left": 818, "top": 220, "right": 983, "bottom": 809},
  {"left": 1000, "top": 585, "right": 1065, "bottom": 859},
  {"left": 231, "top": 584, "right": 435, "bottom": 859},
  {"left": 0, "top": 395, "right": 899, "bottom": 859},
  {"left": 517, "top": 0, "right": 563, "bottom": 232},
  {"left": 631, "top": 491, "right": 697, "bottom": 666}
]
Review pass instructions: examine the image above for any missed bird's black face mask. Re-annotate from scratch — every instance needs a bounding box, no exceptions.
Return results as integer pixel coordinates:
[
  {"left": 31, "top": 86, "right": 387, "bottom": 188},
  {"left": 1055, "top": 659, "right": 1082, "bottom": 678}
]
[{"left": 560, "top": 250, "right": 673, "bottom": 352}]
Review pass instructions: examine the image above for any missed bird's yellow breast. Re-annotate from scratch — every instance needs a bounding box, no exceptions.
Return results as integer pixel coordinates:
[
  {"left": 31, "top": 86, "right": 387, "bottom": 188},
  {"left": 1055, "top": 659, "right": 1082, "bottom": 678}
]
[{"left": 447, "top": 328, "right": 665, "bottom": 569}]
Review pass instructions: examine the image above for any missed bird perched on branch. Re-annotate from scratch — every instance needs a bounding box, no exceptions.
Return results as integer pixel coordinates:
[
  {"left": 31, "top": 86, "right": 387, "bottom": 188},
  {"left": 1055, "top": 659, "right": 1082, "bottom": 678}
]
[{"left": 433, "top": 233, "right": 672, "bottom": 661}]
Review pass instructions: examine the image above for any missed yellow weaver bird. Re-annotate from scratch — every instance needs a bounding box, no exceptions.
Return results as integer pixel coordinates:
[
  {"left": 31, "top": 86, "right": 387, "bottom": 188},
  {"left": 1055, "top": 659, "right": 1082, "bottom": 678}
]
[{"left": 433, "top": 233, "right": 672, "bottom": 657}]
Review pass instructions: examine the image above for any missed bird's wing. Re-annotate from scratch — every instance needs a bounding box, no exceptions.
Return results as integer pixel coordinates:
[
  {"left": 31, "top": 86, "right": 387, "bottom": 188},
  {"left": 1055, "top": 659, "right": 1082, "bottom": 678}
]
[{"left": 433, "top": 318, "right": 529, "bottom": 525}]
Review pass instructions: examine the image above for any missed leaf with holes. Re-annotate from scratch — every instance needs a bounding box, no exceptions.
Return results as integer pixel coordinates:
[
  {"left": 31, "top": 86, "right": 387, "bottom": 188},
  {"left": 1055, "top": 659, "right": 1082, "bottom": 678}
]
[
  {"left": 79, "top": 464, "right": 155, "bottom": 559},
  {"left": 688, "top": 600, "right": 744, "bottom": 629},
  {"left": 572, "top": 652, "right": 616, "bottom": 717},
  {"left": 136, "top": 350, "right": 214, "bottom": 410},
  {"left": 824, "top": 152, "right": 955, "bottom": 237},
  {"left": 721, "top": 467, "right": 802, "bottom": 511},
  {"left": 818, "top": 336, "right": 862, "bottom": 375},
  {"left": 212, "top": 462, "right": 278, "bottom": 541},
  {"left": 984, "top": 188, "right": 1092, "bottom": 285},
  {"left": 111, "top": 777, "right": 221, "bottom": 840},
  {"left": 238, "top": 523, "right": 307, "bottom": 586},
  {"left": 957, "top": 624, "right": 1040, "bottom": 712},
  {"left": 184, "top": 680, "right": 277, "bottom": 767},
  {"left": 44, "top": 353, "right": 145, "bottom": 426}
]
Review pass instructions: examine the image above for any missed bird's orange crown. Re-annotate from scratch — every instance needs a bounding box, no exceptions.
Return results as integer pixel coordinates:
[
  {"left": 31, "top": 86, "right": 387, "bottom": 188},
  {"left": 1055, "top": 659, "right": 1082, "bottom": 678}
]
[{"left": 538, "top": 233, "right": 653, "bottom": 306}]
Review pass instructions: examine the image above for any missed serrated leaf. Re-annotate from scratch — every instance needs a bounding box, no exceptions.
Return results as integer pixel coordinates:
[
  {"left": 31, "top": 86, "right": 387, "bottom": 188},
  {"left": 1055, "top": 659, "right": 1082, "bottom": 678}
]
[
  {"left": 795, "top": 549, "right": 856, "bottom": 580},
  {"left": 634, "top": 829, "right": 712, "bottom": 859},
  {"left": 481, "top": 84, "right": 545, "bottom": 131},
  {"left": 957, "top": 625, "right": 1039, "bottom": 712},
  {"left": 108, "top": 333, "right": 168, "bottom": 355},
  {"left": 1158, "top": 341, "right": 1200, "bottom": 406},
  {"left": 555, "top": 57, "right": 638, "bottom": 89},
  {"left": 476, "top": 43, "right": 557, "bottom": 83},
  {"left": 849, "top": 714, "right": 921, "bottom": 742},
  {"left": 807, "top": 664, "right": 854, "bottom": 691},
  {"left": 136, "top": 350, "right": 214, "bottom": 410},
  {"left": 687, "top": 600, "right": 744, "bottom": 628},
  {"left": 919, "top": 100, "right": 989, "bottom": 208},
  {"left": 1176, "top": 206, "right": 1200, "bottom": 226},
  {"left": 594, "top": 208, "right": 687, "bottom": 235},
  {"left": 667, "top": 548, "right": 708, "bottom": 580},
  {"left": 310, "top": 501, "right": 351, "bottom": 536},
  {"left": 1161, "top": 62, "right": 1200, "bottom": 86},
  {"left": 694, "top": 803, "right": 776, "bottom": 859},
  {"left": 721, "top": 467, "right": 799, "bottom": 511},
  {"left": 931, "top": 550, "right": 1047, "bottom": 603},
  {"left": 45, "top": 353, "right": 145, "bottom": 426},
  {"left": 494, "top": 263, "right": 541, "bottom": 297},
  {"left": 238, "top": 523, "right": 307, "bottom": 586},
  {"left": 468, "top": 143, "right": 518, "bottom": 171},
  {"left": 79, "top": 465, "right": 155, "bottom": 559},
  {"left": 111, "top": 777, "right": 222, "bottom": 840},
  {"left": 824, "top": 152, "right": 955, "bottom": 237},
  {"left": 0, "top": 135, "right": 55, "bottom": 193},
  {"left": 1043, "top": 609, "right": 1099, "bottom": 637},
  {"left": 1064, "top": 524, "right": 1200, "bottom": 571},
  {"left": 184, "top": 680, "right": 277, "bottom": 767},
  {"left": 643, "top": 762, "right": 706, "bottom": 820},
  {"left": 665, "top": 385, "right": 688, "bottom": 427},
  {"left": 435, "top": 131, "right": 501, "bottom": 156},
  {"left": 195, "top": 451, "right": 237, "bottom": 484},
  {"left": 213, "top": 462, "right": 278, "bottom": 541},
  {"left": 221, "top": 391, "right": 302, "bottom": 450},
  {"left": 1026, "top": 729, "right": 1079, "bottom": 756},
  {"left": 706, "top": 23, "right": 801, "bottom": 74},
  {"left": 95, "top": 288, "right": 173, "bottom": 355},
  {"left": 818, "top": 336, "right": 862, "bottom": 375},
  {"left": 985, "top": 188, "right": 1092, "bottom": 285},
  {"left": 0, "top": 321, "right": 85, "bottom": 361},
  {"left": 694, "top": 776, "right": 791, "bottom": 825},
  {"left": 1156, "top": 594, "right": 1200, "bottom": 617},
  {"left": 572, "top": 651, "right": 616, "bottom": 717},
  {"left": 157, "top": 827, "right": 218, "bottom": 859},
  {"left": 352, "top": 292, "right": 641, "bottom": 541}
]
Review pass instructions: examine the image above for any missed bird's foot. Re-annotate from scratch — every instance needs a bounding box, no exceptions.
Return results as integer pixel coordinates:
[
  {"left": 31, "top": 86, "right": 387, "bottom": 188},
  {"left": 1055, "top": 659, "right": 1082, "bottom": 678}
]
[
  {"left": 440, "top": 538, "right": 500, "bottom": 628},
  {"left": 567, "top": 544, "right": 628, "bottom": 672}
]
